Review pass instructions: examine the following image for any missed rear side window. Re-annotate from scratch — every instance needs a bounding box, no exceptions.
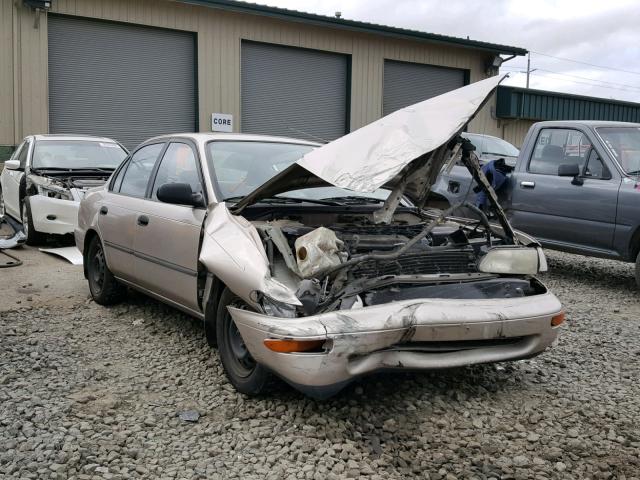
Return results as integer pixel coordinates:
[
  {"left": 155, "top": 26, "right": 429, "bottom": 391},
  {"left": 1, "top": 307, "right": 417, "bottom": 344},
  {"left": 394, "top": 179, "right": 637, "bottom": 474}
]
[
  {"left": 118, "top": 143, "right": 164, "bottom": 197},
  {"left": 529, "top": 128, "right": 591, "bottom": 175},
  {"left": 151, "top": 143, "right": 202, "bottom": 200}
]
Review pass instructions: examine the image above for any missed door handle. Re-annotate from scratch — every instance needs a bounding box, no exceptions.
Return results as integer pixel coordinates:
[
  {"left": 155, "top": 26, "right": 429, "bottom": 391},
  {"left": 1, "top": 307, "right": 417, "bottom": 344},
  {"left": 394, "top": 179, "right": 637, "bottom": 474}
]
[
  {"left": 137, "top": 215, "right": 149, "bottom": 226},
  {"left": 99, "top": 206, "right": 108, "bottom": 215},
  {"left": 520, "top": 181, "right": 535, "bottom": 188}
]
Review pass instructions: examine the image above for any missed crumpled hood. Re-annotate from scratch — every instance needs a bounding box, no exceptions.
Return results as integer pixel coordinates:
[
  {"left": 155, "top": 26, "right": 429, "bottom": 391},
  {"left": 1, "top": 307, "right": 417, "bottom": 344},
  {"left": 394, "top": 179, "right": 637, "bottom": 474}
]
[{"left": 233, "top": 74, "right": 505, "bottom": 212}]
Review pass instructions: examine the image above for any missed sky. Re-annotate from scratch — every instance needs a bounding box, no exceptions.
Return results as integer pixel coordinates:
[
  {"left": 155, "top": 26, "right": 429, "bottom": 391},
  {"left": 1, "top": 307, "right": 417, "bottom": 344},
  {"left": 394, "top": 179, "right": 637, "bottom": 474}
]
[{"left": 252, "top": 0, "right": 640, "bottom": 103}]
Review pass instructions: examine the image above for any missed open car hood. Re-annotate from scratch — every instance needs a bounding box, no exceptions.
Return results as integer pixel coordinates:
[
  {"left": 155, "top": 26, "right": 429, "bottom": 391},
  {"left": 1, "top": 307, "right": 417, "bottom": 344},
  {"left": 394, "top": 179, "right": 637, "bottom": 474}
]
[{"left": 233, "top": 74, "right": 506, "bottom": 213}]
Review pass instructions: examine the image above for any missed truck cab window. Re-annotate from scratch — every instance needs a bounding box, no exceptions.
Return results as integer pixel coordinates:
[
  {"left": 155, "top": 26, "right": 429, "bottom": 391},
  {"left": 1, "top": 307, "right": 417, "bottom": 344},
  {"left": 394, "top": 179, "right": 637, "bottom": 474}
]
[
  {"left": 529, "top": 128, "right": 590, "bottom": 175},
  {"left": 583, "top": 149, "right": 609, "bottom": 179}
]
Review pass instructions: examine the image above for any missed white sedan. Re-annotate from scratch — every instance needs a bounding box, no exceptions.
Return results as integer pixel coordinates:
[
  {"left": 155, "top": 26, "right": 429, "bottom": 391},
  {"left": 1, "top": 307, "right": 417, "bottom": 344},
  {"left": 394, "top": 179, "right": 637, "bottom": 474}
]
[{"left": 0, "top": 134, "right": 127, "bottom": 245}]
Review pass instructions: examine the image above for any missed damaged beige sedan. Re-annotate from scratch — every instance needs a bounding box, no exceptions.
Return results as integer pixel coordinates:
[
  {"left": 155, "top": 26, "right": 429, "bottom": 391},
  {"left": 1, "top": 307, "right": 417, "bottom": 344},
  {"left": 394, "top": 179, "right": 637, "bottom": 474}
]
[{"left": 76, "top": 76, "right": 564, "bottom": 398}]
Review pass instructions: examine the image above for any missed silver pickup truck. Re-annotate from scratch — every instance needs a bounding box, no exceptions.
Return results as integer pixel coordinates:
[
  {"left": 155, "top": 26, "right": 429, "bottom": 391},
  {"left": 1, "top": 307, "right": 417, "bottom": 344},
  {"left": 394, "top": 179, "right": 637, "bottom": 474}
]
[{"left": 435, "top": 121, "right": 640, "bottom": 287}]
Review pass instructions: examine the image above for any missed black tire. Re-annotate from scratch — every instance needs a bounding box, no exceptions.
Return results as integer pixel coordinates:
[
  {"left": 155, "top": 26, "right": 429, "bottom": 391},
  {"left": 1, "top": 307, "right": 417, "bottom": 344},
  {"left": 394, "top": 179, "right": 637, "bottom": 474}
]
[
  {"left": 0, "top": 186, "right": 5, "bottom": 218},
  {"left": 216, "top": 288, "right": 270, "bottom": 395},
  {"left": 22, "top": 198, "right": 47, "bottom": 246},
  {"left": 86, "top": 235, "right": 126, "bottom": 305},
  {"left": 635, "top": 251, "right": 640, "bottom": 290}
]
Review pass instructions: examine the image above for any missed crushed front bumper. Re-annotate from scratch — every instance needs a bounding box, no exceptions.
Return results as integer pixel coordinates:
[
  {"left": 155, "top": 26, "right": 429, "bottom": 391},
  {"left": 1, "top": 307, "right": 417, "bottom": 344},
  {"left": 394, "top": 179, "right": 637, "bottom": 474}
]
[
  {"left": 29, "top": 196, "right": 79, "bottom": 235},
  {"left": 229, "top": 291, "right": 563, "bottom": 397}
]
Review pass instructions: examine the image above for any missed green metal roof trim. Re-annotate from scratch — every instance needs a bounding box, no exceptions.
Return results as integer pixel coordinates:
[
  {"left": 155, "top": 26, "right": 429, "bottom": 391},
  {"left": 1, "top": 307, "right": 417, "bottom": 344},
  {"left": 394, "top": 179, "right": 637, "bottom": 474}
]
[
  {"left": 496, "top": 85, "right": 640, "bottom": 123},
  {"left": 179, "top": 0, "right": 527, "bottom": 56}
]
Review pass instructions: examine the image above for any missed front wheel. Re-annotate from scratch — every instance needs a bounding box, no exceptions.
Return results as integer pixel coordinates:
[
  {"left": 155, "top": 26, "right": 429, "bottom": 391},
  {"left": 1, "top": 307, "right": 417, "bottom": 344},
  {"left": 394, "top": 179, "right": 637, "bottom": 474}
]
[
  {"left": 22, "top": 198, "right": 46, "bottom": 246},
  {"left": 635, "top": 251, "right": 640, "bottom": 290},
  {"left": 216, "top": 288, "right": 270, "bottom": 395},
  {"left": 86, "top": 235, "right": 126, "bottom": 305}
]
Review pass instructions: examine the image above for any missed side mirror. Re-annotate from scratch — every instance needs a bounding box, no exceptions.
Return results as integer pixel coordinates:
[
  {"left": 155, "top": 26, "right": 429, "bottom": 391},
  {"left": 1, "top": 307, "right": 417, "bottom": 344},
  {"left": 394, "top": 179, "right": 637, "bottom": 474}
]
[
  {"left": 157, "top": 183, "right": 205, "bottom": 207},
  {"left": 557, "top": 164, "right": 580, "bottom": 177},
  {"left": 558, "top": 164, "right": 584, "bottom": 186},
  {"left": 4, "top": 159, "right": 20, "bottom": 171}
]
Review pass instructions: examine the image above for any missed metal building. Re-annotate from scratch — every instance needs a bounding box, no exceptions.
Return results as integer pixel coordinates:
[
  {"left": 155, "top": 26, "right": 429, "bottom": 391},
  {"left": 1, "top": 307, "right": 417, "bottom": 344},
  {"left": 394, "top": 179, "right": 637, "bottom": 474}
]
[
  {"left": 1, "top": 0, "right": 526, "bottom": 155},
  {"left": 491, "top": 86, "right": 640, "bottom": 148}
]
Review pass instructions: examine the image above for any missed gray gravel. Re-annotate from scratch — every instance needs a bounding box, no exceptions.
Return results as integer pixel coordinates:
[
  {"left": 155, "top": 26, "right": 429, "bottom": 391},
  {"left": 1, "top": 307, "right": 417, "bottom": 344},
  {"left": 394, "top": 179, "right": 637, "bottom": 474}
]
[{"left": 1, "top": 250, "right": 639, "bottom": 479}]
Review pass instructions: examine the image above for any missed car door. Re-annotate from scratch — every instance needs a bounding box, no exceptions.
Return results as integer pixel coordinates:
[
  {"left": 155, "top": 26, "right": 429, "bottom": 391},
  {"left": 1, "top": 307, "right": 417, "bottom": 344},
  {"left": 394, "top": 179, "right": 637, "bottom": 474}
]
[
  {"left": 1, "top": 139, "right": 30, "bottom": 220},
  {"left": 98, "top": 142, "right": 166, "bottom": 282},
  {"left": 509, "top": 127, "right": 620, "bottom": 253},
  {"left": 132, "top": 141, "right": 206, "bottom": 313}
]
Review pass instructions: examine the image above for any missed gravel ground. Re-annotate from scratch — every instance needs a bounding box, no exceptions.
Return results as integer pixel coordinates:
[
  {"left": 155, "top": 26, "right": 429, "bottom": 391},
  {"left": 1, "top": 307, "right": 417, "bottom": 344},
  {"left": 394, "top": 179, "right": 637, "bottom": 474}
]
[{"left": 1, "top": 248, "right": 639, "bottom": 479}]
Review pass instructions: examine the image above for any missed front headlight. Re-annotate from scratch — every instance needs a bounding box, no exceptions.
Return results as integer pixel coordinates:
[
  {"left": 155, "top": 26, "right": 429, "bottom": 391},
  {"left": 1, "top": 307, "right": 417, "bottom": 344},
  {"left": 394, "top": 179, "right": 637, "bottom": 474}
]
[
  {"left": 260, "top": 294, "right": 297, "bottom": 318},
  {"left": 37, "top": 184, "right": 73, "bottom": 201},
  {"left": 478, "top": 246, "right": 541, "bottom": 275}
]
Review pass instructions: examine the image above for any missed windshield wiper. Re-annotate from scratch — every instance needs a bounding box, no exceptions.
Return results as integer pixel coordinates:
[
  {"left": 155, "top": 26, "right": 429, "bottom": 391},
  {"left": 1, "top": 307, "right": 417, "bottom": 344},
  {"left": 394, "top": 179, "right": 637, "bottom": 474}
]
[
  {"left": 626, "top": 170, "right": 640, "bottom": 176},
  {"left": 31, "top": 167, "right": 115, "bottom": 173},
  {"left": 259, "top": 196, "right": 343, "bottom": 206},
  {"left": 224, "top": 195, "right": 342, "bottom": 206},
  {"left": 322, "top": 196, "right": 386, "bottom": 205},
  {"left": 31, "top": 167, "right": 73, "bottom": 172}
]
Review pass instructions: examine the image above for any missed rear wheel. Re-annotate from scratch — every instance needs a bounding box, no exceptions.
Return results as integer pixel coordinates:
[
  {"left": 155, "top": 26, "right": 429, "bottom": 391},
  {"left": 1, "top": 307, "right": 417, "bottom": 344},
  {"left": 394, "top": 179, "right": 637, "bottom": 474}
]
[
  {"left": 86, "top": 235, "right": 126, "bottom": 305},
  {"left": 216, "top": 288, "right": 270, "bottom": 395},
  {"left": 21, "top": 198, "right": 46, "bottom": 246},
  {"left": 635, "top": 251, "right": 640, "bottom": 290}
]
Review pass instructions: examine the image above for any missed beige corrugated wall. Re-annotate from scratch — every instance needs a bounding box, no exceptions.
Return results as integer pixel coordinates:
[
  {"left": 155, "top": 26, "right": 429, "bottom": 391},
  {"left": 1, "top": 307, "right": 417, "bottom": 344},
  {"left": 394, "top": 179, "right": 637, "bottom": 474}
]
[{"left": 0, "top": 0, "right": 505, "bottom": 146}]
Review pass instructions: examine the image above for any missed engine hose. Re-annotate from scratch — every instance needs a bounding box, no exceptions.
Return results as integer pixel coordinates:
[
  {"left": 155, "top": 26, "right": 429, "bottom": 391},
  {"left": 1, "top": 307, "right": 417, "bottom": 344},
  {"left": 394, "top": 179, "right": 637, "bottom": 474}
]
[{"left": 317, "top": 202, "right": 468, "bottom": 279}]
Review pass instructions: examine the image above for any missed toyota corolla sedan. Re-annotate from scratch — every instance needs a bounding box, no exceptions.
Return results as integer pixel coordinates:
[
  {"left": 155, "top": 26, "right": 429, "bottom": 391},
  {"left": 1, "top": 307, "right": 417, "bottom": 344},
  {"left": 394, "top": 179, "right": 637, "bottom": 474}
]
[
  {"left": 0, "top": 134, "right": 128, "bottom": 245},
  {"left": 76, "top": 76, "right": 563, "bottom": 398}
]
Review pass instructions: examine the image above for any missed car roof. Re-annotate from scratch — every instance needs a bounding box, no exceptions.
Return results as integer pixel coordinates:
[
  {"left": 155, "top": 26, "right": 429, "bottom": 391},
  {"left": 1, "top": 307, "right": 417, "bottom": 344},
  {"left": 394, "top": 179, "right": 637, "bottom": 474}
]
[
  {"left": 462, "top": 132, "right": 503, "bottom": 140},
  {"left": 535, "top": 120, "right": 640, "bottom": 129},
  {"left": 32, "top": 133, "right": 122, "bottom": 143},
  {"left": 142, "top": 132, "right": 321, "bottom": 147}
]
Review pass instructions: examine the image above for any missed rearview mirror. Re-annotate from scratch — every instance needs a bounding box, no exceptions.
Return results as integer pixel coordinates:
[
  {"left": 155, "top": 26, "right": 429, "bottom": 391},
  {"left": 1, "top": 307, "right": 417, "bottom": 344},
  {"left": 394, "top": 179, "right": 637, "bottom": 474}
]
[
  {"left": 557, "top": 164, "right": 580, "bottom": 177},
  {"left": 4, "top": 160, "right": 20, "bottom": 171},
  {"left": 157, "top": 183, "right": 204, "bottom": 207}
]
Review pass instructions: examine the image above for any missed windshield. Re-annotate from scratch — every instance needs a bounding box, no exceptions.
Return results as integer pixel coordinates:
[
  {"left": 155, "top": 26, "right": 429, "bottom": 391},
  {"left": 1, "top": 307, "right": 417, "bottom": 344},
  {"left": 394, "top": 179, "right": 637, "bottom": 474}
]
[
  {"left": 596, "top": 127, "right": 640, "bottom": 175},
  {"left": 208, "top": 141, "right": 394, "bottom": 203},
  {"left": 32, "top": 140, "right": 128, "bottom": 170},
  {"left": 464, "top": 133, "right": 519, "bottom": 157}
]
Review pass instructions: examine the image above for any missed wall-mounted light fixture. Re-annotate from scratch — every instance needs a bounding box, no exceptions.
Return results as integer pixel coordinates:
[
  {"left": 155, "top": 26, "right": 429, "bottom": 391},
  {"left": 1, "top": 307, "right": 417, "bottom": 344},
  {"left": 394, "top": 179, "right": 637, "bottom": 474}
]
[{"left": 23, "top": 0, "right": 52, "bottom": 29}]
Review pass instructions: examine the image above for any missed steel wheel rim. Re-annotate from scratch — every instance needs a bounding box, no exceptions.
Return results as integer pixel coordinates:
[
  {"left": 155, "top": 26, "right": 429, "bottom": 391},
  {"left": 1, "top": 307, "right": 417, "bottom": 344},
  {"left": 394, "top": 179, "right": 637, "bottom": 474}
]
[
  {"left": 225, "top": 303, "right": 256, "bottom": 378},
  {"left": 90, "top": 243, "right": 106, "bottom": 294}
]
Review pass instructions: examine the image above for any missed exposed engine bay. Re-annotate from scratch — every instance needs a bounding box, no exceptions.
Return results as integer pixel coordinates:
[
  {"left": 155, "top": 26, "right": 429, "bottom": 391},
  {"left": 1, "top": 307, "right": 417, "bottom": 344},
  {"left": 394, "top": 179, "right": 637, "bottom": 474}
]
[
  {"left": 245, "top": 204, "right": 546, "bottom": 318},
  {"left": 26, "top": 172, "right": 112, "bottom": 202}
]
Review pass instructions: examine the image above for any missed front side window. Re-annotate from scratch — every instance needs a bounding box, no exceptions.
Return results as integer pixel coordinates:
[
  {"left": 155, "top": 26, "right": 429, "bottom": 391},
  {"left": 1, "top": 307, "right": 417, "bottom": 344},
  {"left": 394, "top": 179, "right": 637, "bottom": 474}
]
[
  {"left": 151, "top": 143, "right": 202, "bottom": 200},
  {"left": 529, "top": 128, "right": 591, "bottom": 175},
  {"left": 32, "top": 140, "right": 127, "bottom": 170},
  {"left": 118, "top": 143, "right": 164, "bottom": 198},
  {"left": 18, "top": 140, "right": 30, "bottom": 169},
  {"left": 596, "top": 127, "right": 640, "bottom": 175},
  {"left": 10, "top": 140, "right": 26, "bottom": 161},
  {"left": 582, "top": 149, "right": 609, "bottom": 179}
]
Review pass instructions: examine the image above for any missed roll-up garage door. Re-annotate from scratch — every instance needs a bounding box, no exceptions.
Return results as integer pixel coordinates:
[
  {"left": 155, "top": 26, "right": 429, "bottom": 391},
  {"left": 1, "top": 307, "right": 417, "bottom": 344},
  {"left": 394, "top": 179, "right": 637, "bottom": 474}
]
[
  {"left": 48, "top": 16, "right": 196, "bottom": 150},
  {"left": 383, "top": 60, "right": 466, "bottom": 116},
  {"left": 241, "top": 41, "right": 348, "bottom": 143}
]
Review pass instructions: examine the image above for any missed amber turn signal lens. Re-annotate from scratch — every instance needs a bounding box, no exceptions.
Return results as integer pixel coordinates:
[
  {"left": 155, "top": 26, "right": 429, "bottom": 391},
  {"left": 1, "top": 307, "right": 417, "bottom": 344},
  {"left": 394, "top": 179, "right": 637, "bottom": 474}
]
[
  {"left": 264, "top": 338, "right": 325, "bottom": 353},
  {"left": 551, "top": 312, "right": 565, "bottom": 327}
]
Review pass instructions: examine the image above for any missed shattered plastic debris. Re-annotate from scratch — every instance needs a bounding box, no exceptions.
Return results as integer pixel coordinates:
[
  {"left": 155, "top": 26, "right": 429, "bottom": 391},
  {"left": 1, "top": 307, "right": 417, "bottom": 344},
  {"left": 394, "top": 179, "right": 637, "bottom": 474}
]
[
  {"left": 39, "top": 247, "right": 83, "bottom": 265},
  {"left": 178, "top": 410, "right": 200, "bottom": 422},
  {"left": 0, "top": 215, "right": 26, "bottom": 249}
]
